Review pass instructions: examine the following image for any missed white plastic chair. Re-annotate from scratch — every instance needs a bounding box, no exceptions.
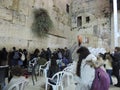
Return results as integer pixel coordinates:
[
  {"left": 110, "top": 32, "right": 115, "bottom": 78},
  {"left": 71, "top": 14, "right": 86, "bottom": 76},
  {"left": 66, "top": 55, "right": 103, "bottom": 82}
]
[
  {"left": 45, "top": 71, "right": 64, "bottom": 90},
  {"left": 28, "top": 58, "right": 38, "bottom": 85},
  {"left": 39, "top": 61, "right": 50, "bottom": 77},
  {"left": 63, "top": 65, "right": 74, "bottom": 85},
  {"left": 8, "top": 79, "right": 29, "bottom": 90}
]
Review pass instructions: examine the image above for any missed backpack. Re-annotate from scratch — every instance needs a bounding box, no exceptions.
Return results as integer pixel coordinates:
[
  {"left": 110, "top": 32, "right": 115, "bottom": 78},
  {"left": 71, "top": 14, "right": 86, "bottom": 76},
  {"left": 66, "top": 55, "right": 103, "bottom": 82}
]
[
  {"left": 21, "top": 53, "right": 25, "bottom": 61},
  {"left": 13, "top": 51, "right": 19, "bottom": 59},
  {"left": 91, "top": 67, "right": 110, "bottom": 90}
]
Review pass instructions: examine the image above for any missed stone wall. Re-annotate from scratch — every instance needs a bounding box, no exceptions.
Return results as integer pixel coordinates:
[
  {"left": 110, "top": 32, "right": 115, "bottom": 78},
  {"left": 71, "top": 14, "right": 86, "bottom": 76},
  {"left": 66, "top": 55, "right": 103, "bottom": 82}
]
[
  {"left": 70, "top": 0, "right": 112, "bottom": 50},
  {"left": 0, "top": 0, "right": 72, "bottom": 51}
]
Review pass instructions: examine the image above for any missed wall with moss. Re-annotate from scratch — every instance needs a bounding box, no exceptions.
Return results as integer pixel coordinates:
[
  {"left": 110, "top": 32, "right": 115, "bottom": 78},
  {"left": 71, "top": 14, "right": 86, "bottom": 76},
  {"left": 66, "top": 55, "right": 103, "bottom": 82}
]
[{"left": 0, "top": 0, "right": 73, "bottom": 51}]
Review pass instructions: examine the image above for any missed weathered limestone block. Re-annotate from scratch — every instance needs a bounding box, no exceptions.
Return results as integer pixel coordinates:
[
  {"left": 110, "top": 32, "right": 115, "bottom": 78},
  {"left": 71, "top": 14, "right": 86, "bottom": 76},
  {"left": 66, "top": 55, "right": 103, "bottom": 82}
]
[
  {"left": 0, "top": 8, "right": 12, "bottom": 21},
  {"left": 34, "top": 0, "right": 45, "bottom": 9},
  {"left": 12, "top": 0, "right": 19, "bottom": 11},
  {"left": 12, "top": 11, "right": 26, "bottom": 25},
  {"left": 0, "top": 19, "right": 13, "bottom": 38},
  {"left": 0, "top": 0, "right": 4, "bottom": 8},
  {"left": 93, "top": 25, "right": 99, "bottom": 36},
  {"left": 19, "top": 0, "right": 29, "bottom": 15},
  {"left": 12, "top": 11, "right": 19, "bottom": 23},
  {"left": 2, "top": 0, "right": 13, "bottom": 9},
  {"left": 0, "top": 36, "right": 28, "bottom": 49},
  {"left": 85, "top": 28, "right": 93, "bottom": 34},
  {"left": 0, "top": 20, "right": 4, "bottom": 26},
  {"left": 55, "top": 36, "right": 67, "bottom": 47}
]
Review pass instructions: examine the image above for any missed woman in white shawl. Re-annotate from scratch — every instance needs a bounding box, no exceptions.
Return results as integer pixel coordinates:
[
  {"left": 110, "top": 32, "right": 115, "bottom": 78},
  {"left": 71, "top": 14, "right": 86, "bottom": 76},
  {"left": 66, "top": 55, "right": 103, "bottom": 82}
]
[{"left": 76, "top": 46, "right": 97, "bottom": 90}]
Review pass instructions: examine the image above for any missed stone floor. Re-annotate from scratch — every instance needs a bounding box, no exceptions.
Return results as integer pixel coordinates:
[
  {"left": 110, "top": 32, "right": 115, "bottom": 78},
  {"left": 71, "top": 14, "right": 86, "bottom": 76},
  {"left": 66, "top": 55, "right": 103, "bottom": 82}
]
[{"left": 25, "top": 75, "right": 120, "bottom": 90}]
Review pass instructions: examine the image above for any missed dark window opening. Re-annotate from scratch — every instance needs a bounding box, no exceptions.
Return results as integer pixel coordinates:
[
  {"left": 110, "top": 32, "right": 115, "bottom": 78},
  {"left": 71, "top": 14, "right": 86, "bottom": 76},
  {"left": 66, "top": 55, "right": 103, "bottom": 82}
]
[
  {"left": 86, "top": 16, "right": 90, "bottom": 23},
  {"left": 77, "top": 16, "right": 82, "bottom": 27},
  {"left": 66, "top": 4, "right": 69, "bottom": 13},
  {"left": 117, "top": 0, "right": 120, "bottom": 10}
]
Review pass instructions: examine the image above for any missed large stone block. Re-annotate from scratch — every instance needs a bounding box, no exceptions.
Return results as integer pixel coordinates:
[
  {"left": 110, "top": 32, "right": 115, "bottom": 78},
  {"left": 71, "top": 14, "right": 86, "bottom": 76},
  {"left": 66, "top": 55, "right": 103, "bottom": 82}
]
[
  {"left": 0, "top": 0, "right": 4, "bottom": 8},
  {"left": 0, "top": 8, "right": 12, "bottom": 21},
  {"left": 12, "top": 0, "right": 19, "bottom": 11},
  {"left": 12, "top": 11, "right": 26, "bottom": 25},
  {"left": 2, "top": 0, "right": 13, "bottom": 9},
  {"left": 19, "top": 0, "right": 29, "bottom": 15}
]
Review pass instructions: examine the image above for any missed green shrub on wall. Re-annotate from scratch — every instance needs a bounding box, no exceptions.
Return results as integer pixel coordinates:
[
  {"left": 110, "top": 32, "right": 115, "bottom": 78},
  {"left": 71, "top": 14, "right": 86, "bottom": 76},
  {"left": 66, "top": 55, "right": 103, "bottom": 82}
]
[{"left": 32, "top": 8, "right": 53, "bottom": 37}]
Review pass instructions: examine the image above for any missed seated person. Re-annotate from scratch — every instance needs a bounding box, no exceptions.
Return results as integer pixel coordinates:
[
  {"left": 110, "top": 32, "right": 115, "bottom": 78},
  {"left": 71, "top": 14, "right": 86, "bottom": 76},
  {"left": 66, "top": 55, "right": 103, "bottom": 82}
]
[
  {"left": 47, "top": 55, "right": 59, "bottom": 90},
  {"left": 47, "top": 55, "right": 59, "bottom": 78},
  {"left": 3, "top": 66, "right": 28, "bottom": 90}
]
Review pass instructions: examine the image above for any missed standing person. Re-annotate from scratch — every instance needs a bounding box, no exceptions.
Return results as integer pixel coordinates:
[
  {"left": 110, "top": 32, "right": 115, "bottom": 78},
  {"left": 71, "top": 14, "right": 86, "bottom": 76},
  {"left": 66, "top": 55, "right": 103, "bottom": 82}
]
[
  {"left": 57, "top": 49, "right": 63, "bottom": 70},
  {"left": 7, "top": 50, "right": 12, "bottom": 67},
  {"left": 111, "top": 47, "right": 120, "bottom": 87},
  {"left": 75, "top": 46, "right": 97, "bottom": 90},
  {"left": 104, "top": 52, "right": 113, "bottom": 85},
  {"left": 18, "top": 49, "right": 24, "bottom": 67},
  {"left": 91, "top": 54, "right": 110, "bottom": 90},
  {"left": 46, "top": 48, "right": 52, "bottom": 61},
  {"left": 12, "top": 47, "right": 20, "bottom": 66},
  {"left": 0, "top": 47, "right": 8, "bottom": 65},
  {"left": 52, "top": 49, "right": 58, "bottom": 59},
  {"left": 64, "top": 47, "right": 72, "bottom": 63},
  {"left": 23, "top": 49, "right": 28, "bottom": 68},
  {"left": 57, "top": 48, "right": 62, "bottom": 60}
]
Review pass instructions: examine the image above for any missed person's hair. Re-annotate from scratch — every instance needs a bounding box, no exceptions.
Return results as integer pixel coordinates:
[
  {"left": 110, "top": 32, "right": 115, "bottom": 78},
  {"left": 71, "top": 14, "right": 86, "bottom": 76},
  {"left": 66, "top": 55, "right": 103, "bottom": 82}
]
[
  {"left": 115, "top": 47, "right": 120, "bottom": 52},
  {"left": 50, "top": 55, "right": 58, "bottom": 67},
  {"left": 76, "top": 46, "right": 90, "bottom": 77},
  {"left": 98, "top": 53, "right": 104, "bottom": 60},
  {"left": 34, "top": 48, "right": 40, "bottom": 54},
  {"left": 103, "top": 52, "right": 113, "bottom": 62},
  {"left": 2, "top": 47, "right": 6, "bottom": 51},
  {"left": 13, "top": 47, "right": 16, "bottom": 50},
  {"left": 11, "top": 66, "right": 23, "bottom": 76}
]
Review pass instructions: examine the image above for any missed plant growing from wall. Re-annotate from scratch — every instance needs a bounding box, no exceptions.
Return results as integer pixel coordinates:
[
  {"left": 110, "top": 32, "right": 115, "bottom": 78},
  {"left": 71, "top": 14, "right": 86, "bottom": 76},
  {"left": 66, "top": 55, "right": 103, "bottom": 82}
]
[{"left": 32, "top": 8, "right": 53, "bottom": 37}]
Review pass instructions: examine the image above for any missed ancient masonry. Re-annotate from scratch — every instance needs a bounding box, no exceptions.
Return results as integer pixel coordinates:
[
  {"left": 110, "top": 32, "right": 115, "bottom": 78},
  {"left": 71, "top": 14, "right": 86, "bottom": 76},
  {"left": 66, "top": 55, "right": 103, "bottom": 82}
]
[
  {"left": 0, "top": 0, "right": 120, "bottom": 52},
  {"left": 0, "top": 0, "right": 72, "bottom": 51}
]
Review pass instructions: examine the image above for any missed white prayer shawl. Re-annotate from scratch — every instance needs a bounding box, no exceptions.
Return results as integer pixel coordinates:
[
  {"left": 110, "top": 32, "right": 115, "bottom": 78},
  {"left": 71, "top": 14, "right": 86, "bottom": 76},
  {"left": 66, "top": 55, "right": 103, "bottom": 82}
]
[{"left": 76, "top": 54, "right": 97, "bottom": 90}]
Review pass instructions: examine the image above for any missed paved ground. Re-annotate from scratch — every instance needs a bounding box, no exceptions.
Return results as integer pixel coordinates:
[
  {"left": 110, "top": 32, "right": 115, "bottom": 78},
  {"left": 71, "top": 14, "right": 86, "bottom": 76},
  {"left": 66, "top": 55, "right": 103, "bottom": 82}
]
[
  {"left": 25, "top": 61, "right": 120, "bottom": 90},
  {"left": 25, "top": 75, "right": 120, "bottom": 90}
]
